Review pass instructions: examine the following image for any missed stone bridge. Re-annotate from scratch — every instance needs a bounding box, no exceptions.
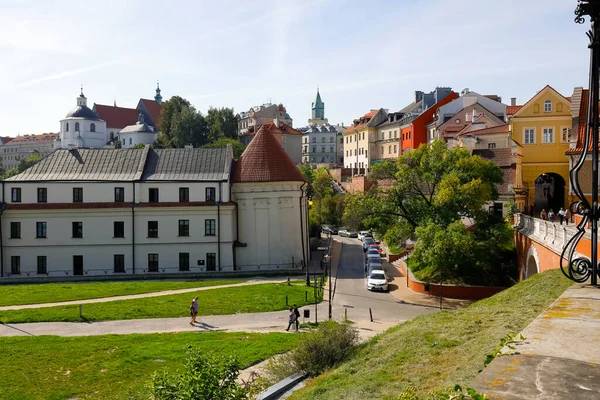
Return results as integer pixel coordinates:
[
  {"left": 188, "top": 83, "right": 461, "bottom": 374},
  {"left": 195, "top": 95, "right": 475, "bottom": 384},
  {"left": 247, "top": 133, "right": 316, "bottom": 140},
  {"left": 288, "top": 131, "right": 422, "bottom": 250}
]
[{"left": 514, "top": 213, "right": 592, "bottom": 280}]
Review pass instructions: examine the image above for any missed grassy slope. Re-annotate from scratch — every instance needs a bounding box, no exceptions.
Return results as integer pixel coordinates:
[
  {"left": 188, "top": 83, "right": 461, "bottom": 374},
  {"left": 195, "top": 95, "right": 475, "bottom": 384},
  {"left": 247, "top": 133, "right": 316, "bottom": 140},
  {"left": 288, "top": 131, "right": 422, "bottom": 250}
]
[
  {"left": 0, "top": 332, "right": 299, "bottom": 400},
  {"left": 0, "top": 282, "right": 322, "bottom": 323},
  {"left": 0, "top": 279, "right": 245, "bottom": 306},
  {"left": 291, "top": 269, "right": 572, "bottom": 400}
]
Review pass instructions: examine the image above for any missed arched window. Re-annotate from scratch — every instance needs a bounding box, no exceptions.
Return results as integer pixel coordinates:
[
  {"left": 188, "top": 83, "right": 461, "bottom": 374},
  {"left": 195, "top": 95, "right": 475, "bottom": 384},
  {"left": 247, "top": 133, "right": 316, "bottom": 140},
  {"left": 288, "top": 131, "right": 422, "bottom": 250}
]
[
  {"left": 90, "top": 123, "right": 96, "bottom": 132},
  {"left": 65, "top": 122, "right": 69, "bottom": 132},
  {"left": 544, "top": 100, "right": 552, "bottom": 112},
  {"left": 75, "top": 122, "right": 80, "bottom": 131}
]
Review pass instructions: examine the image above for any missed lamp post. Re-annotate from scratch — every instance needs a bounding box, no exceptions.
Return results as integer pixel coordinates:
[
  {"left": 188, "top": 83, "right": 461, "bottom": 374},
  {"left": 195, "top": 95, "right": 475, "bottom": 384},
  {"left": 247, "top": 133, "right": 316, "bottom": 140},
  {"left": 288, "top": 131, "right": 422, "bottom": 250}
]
[{"left": 561, "top": 0, "right": 600, "bottom": 286}]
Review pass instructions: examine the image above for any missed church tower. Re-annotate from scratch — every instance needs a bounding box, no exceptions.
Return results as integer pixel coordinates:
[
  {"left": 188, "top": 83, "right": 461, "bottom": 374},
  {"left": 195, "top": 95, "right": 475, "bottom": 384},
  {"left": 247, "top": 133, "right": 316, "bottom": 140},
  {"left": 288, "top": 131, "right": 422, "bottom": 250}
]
[
  {"left": 309, "top": 88, "right": 327, "bottom": 125},
  {"left": 154, "top": 82, "right": 162, "bottom": 104}
]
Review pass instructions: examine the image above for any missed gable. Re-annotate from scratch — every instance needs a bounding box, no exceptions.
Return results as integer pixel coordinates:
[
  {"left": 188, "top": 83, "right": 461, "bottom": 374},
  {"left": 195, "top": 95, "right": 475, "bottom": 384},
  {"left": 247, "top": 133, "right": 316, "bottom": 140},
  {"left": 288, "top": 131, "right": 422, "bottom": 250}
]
[{"left": 513, "top": 86, "right": 571, "bottom": 118}]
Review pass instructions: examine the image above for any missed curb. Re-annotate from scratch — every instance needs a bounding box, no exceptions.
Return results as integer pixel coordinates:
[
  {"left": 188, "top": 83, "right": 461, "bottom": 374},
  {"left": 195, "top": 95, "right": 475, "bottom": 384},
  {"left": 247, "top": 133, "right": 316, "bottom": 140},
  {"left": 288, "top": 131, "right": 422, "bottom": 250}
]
[{"left": 255, "top": 373, "right": 306, "bottom": 400}]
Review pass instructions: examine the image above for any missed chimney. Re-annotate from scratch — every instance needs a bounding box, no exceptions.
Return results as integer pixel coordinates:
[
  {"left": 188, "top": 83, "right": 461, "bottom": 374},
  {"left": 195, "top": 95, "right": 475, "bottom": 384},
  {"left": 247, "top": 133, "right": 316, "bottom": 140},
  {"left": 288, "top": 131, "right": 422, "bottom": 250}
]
[
  {"left": 415, "top": 91, "right": 424, "bottom": 103},
  {"left": 511, "top": 97, "right": 517, "bottom": 106}
]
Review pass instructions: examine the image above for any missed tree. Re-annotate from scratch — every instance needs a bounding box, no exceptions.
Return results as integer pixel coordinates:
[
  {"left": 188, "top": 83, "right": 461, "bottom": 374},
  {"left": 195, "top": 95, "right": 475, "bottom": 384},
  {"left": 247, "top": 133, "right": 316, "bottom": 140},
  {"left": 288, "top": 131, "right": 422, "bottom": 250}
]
[
  {"left": 312, "top": 170, "right": 333, "bottom": 225},
  {"left": 206, "top": 107, "right": 238, "bottom": 141},
  {"left": 167, "top": 107, "right": 210, "bottom": 148},
  {"left": 158, "top": 96, "right": 192, "bottom": 140},
  {"left": 148, "top": 348, "right": 247, "bottom": 400},
  {"left": 299, "top": 164, "right": 315, "bottom": 200},
  {"left": 202, "top": 138, "right": 246, "bottom": 158}
]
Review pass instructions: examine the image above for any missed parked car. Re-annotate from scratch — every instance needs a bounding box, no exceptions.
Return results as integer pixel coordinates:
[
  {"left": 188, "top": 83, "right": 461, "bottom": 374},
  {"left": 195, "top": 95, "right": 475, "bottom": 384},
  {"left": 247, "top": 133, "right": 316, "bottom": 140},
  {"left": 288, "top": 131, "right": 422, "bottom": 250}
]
[
  {"left": 364, "top": 253, "right": 382, "bottom": 268},
  {"left": 367, "top": 270, "right": 389, "bottom": 292},
  {"left": 369, "top": 244, "right": 382, "bottom": 254},
  {"left": 322, "top": 226, "right": 338, "bottom": 235},
  {"left": 365, "top": 248, "right": 381, "bottom": 258},
  {"left": 339, "top": 229, "right": 358, "bottom": 238},
  {"left": 363, "top": 237, "right": 375, "bottom": 251},
  {"left": 358, "top": 231, "right": 372, "bottom": 241}
]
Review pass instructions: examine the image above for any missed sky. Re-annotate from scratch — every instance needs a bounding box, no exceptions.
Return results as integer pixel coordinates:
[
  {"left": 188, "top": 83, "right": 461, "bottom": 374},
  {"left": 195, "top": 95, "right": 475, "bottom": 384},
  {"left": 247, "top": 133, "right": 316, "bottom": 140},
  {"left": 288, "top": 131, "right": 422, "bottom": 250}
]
[{"left": 0, "top": 0, "right": 591, "bottom": 135}]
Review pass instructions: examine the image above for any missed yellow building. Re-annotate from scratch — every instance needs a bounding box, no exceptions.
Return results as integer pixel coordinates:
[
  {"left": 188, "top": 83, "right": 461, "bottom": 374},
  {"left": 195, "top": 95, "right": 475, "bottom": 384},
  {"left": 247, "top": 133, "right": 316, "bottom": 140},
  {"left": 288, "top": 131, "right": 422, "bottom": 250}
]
[
  {"left": 510, "top": 85, "right": 572, "bottom": 214},
  {"left": 343, "top": 109, "right": 387, "bottom": 175}
]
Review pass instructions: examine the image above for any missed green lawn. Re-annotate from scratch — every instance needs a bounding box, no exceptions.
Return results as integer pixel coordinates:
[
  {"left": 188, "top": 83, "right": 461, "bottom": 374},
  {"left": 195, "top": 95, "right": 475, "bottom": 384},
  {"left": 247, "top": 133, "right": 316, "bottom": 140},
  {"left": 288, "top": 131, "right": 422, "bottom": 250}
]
[
  {"left": 290, "top": 269, "right": 572, "bottom": 399},
  {"left": 0, "top": 282, "right": 323, "bottom": 323},
  {"left": 0, "top": 331, "right": 299, "bottom": 400},
  {"left": 0, "top": 279, "right": 245, "bottom": 307}
]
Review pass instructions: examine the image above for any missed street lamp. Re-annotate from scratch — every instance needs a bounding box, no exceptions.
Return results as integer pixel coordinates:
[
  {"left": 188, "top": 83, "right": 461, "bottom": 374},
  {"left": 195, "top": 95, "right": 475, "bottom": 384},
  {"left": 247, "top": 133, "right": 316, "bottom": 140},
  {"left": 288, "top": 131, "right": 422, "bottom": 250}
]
[{"left": 561, "top": 0, "right": 600, "bottom": 286}]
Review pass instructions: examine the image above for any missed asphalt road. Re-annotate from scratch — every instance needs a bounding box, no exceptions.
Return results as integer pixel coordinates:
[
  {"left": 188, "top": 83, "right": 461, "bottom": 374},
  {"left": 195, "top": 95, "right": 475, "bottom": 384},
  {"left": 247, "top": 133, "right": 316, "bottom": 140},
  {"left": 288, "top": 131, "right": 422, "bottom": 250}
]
[{"left": 330, "top": 236, "right": 437, "bottom": 323}]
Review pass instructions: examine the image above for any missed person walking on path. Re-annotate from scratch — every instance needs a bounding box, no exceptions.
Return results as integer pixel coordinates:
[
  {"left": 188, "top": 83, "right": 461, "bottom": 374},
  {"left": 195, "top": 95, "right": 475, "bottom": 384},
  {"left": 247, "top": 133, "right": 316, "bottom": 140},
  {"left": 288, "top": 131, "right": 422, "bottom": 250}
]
[
  {"left": 540, "top": 209, "right": 548, "bottom": 220},
  {"left": 558, "top": 208, "right": 566, "bottom": 225},
  {"left": 549, "top": 209, "right": 555, "bottom": 223},
  {"left": 286, "top": 307, "right": 296, "bottom": 331},
  {"left": 293, "top": 304, "right": 301, "bottom": 332},
  {"left": 565, "top": 208, "right": 570, "bottom": 225},
  {"left": 190, "top": 296, "right": 199, "bottom": 325}
]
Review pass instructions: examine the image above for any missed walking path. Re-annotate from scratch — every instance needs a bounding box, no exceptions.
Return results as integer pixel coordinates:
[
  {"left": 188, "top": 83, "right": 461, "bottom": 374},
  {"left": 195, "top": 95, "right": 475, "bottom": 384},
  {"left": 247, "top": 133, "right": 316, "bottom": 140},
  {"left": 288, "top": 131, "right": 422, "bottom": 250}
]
[
  {"left": 0, "top": 278, "right": 288, "bottom": 311},
  {"left": 471, "top": 283, "right": 600, "bottom": 399}
]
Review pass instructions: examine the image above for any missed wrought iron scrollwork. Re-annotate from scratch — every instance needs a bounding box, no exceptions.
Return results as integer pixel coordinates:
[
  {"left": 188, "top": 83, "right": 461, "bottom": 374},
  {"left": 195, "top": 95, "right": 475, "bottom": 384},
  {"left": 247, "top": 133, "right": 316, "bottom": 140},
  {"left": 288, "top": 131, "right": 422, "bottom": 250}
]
[{"left": 561, "top": 1, "right": 600, "bottom": 285}]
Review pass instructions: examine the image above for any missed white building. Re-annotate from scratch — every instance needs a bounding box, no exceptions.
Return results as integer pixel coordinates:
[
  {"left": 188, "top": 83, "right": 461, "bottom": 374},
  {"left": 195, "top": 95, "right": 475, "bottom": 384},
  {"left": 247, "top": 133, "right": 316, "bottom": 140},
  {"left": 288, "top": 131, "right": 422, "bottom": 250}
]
[
  {"left": 0, "top": 127, "right": 309, "bottom": 280},
  {"left": 57, "top": 90, "right": 108, "bottom": 149},
  {"left": 237, "top": 103, "right": 293, "bottom": 137},
  {"left": 1, "top": 133, "right": 59, "bottom": 170},
  {"left": 119, "top": 112, "right": 158, "bottom": 148}
]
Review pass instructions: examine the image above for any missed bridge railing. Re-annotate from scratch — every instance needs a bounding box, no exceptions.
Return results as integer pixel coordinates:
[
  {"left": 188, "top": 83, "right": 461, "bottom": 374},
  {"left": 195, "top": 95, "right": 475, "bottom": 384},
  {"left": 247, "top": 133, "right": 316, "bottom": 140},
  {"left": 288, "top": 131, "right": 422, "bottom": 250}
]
[{"left": 515, "top": 213, "right": 584, "bottom": 254}]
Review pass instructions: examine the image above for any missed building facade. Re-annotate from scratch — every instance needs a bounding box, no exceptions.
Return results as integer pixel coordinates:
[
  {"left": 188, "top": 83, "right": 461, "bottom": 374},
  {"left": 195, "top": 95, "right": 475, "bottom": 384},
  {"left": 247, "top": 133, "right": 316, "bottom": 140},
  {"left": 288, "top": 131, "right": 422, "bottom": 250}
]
[
  {"left": 119, "top": 112, "right": 158, "bottom": 148},
  {"left": 237, "top": 103, "right": 293, "bottom": 136},
  {"left": 1, "top": 133, "right": 58, "bottom": 170},
  {"left": 374, "top": 112, "right": 403, "bottom": 161},
  {"left": 0, "top": 128, "right": 309, "bottom": 279},
  {"left": 343, "top": 109, "right": 388, "bottom": 175}
]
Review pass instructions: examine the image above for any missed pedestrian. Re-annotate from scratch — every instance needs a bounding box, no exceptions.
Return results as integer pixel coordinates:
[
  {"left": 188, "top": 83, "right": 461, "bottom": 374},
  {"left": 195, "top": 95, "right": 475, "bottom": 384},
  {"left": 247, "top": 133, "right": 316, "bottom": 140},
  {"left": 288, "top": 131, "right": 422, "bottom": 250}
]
[
  {"left": 190, "top": 296, "right": 199, "bottom": 325},
  {"left": 558, "top": 207, "right": 565, "bottom": 225},
  {"left": 540, "top": 209, "right": 547, "bottom": 220},
  {"left": 548, "top": 209, "right": 555, "bottom": 223},
  {"left": 565, "top": 208, "right": 570, "bottom": 225},
  {"left": 293, "top": 304, "right": 301, "bottom": 332},
  {"left": 286, "top": 307, "right": 296, "bottom": 331}
]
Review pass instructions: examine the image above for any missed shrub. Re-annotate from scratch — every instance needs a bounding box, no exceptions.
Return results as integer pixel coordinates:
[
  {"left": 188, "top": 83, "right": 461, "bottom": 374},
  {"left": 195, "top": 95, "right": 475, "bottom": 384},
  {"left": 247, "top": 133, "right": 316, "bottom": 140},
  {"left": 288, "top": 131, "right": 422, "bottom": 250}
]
[
  {"left": 146, "top": 347, "right": 247, "bottom": 400},
  {"left": 292, "top": 320, "right": 358, "bottom": 376}
]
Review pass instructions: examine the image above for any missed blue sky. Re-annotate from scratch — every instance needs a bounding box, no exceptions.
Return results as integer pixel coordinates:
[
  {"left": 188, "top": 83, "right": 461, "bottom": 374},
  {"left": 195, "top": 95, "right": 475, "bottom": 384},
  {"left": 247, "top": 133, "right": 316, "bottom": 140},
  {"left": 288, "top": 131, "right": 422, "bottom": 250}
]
[{"left": 0, "top": 0, "right": 590, "bottom": 135}]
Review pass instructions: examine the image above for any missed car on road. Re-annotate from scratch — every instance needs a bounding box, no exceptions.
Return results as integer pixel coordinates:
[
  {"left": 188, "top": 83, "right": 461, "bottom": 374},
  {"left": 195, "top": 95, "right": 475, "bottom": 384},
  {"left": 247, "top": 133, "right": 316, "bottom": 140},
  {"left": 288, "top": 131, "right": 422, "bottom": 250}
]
[
  {"left": 363, "top": 237, "right": 375, "bottom": 251},
  {"left": 358, "top": 231, "right": 373, "bottom": 241},
  {"left": 365, "top": 248, "right": 381, "bottom": 258},
  {"left": 365, "top": 254, "right": 382, "bottom": 269},
  {"left": 369, "top": 244, "right": 382, "bottom": 254},
  {"left": 367, "top": 270, "right": 389, "bottom": 292},
  {"left": 322, "top": 225, "right": 338, "bottom": 235},
  {"left": 339, "top": 229, "right": 358, "bottom": 238},
  {"left": 366, "top": 258, "right": 383, "bottom": 273}
]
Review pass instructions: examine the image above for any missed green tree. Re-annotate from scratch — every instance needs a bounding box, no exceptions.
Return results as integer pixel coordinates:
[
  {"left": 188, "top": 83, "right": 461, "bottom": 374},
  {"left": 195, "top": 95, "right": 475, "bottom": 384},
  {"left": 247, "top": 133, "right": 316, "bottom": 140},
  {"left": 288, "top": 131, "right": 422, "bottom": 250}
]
[
  {"left": 312, "top": 170, "right": 333, "bottom": 225},
  {"left": 148, "top": 348, "right": 247, "bottom": 400},
  {"left": 299, "top": 164, "right": 315, "bottom": 200},
  {"left": 158, "top": 96, "right": 192, "bottom": 140},
  {"left": 167, "top": 107, "right": 210, "bottom": 148},
  {"left": 4, "top": 153, "right": 43, "bottom": 179},
  {"left": 206, "top": 107, "right": 238, "bottom": 141},
  {"left": 321, "top": 193, "right": 345, "bottom": 226},
  {"left": 202, "top": 138, "right": 246, "bottom": 158}
]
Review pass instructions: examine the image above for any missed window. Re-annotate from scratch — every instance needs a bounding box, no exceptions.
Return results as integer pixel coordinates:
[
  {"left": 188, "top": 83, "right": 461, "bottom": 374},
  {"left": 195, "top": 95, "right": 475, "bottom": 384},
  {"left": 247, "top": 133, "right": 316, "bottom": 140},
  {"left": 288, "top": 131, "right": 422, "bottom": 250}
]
[
  {"left": 114, "top": 221, "right": 125, "bottom": 238},
  {"left": 381, "top": 146, "right": 384, "bottom": 155},
  {"left": 330, "top": 146, "right": 334, "bottom": 153},
  {"left": 321, "top": 137, "right": 325, "bottom": 143},
  {"left": 148, "top": 221, "right": 158, "bottom": 238},
  {"left": 543, "top": 127, "right": 554, "bottom": 143},
  {"left": 394, "top": 145, "right": 397, "bottom": 153},
  {"left": 114, "top": 254, "right": 125, "bottom": 273},
  {"left": 388, "top": 145, "right": 392, "bottom": 153},
  {"left": 129, "top": 138, "right": 132, "bottom": 145},
  {"left": 11, "top": 256, "right": 20, "bottom": 275},
  {"left": 90, "top": 123, "right": 96, "bottom": 132},
  {"left": 312, "top": 137, "right": 316, "bottom": 143},
  {"left": 36, "top": 222, "right": 47, "bottom": 238},
  {"left": 524, "top": 128, "right": 535, "bottom": 144},
  {"left": 37, "top": 256, "right": 47, "bottom": 275},
  {"left": 75, "top": 122, "right": 80, "bottom": 131},
  {"left": 149, "top": 188, "right": 159, "bottom": 203},
  {"left": 205, "top": 219, "right": 216, "bottom": 236},
  {"left": 73, "top": 187, "right": 83, "bottom": 202},
  {"left": 148, "top": 254, "right": 159, "bottom": 272},
  {"left": 37, "top": 188, "right": 47, "bottom": 203},
  {"left": 206, "top": 253, "right": 216, "bottom": 271},
  {"left": 179, "top": 253, "right": 190, "bottom": 271},
  {"left": 488, "top": 143, "right": 497, "bottom": 149},
  {"left": 72, "top": 222, "right": 83, "bottom": 238},
  {"left": 10, "top": 222, "right": 20, "bottom": 239},
  {"left": 544, "top": 100, "right": 552, "bottom": 113},
  {"left": 205, "top": 187, "right": 216, "bottom": 202},
  {"left": 11, "top": 188, "right": 21, "bottom": 202},
  {"left": 321, "top": 146, "right": 325, "bottom": 152},
  {"left": 65, "top": 122, "right": 69, "bottom": 132},
  {"left": 312, "top": 146, "right": 316, "bottom": 153},
  {"left": 562, "top": 127, "right": 572, "bottom": 143},
  {"left": 330, "top": 137, "right": 334, "bottom": 142},
  {"left": 179, "top": 187, "right": 189, "bottom": 202},
  {"left": 179, "top": 220, "right": 189, "bottom": 236},
  {"left": 114, "top": 187, "right": 124, "bottom": 202}
]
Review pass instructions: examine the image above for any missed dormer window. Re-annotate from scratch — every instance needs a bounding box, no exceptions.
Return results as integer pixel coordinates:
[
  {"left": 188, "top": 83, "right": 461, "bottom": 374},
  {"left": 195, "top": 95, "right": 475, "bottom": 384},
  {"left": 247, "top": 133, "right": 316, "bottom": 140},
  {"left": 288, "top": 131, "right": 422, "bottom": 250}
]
[
  {"left": 75, "top": 122, "right": 80, "bottom": 131},
  {"left": 90, "top": 123, "right": 96, "bottom": 132},
  {"left": 544, "top": 100, "right": 552, "bottom": 112}
]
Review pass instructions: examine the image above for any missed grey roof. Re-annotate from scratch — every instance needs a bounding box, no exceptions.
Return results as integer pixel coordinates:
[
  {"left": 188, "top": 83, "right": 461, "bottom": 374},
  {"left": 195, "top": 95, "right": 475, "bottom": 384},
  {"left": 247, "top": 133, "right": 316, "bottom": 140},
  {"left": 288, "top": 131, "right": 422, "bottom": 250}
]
[
  {"left": 142, "top": 148, "right": 231, "bottom": 181},
  {"left": 120, "top": 122, "right": 155, "bottom": 134},
  {"left": 65, "top": 105, "right": 101, "bottom": 120},
  {"left": 7, "top": 147, "right": 232, "bottom": 182}
]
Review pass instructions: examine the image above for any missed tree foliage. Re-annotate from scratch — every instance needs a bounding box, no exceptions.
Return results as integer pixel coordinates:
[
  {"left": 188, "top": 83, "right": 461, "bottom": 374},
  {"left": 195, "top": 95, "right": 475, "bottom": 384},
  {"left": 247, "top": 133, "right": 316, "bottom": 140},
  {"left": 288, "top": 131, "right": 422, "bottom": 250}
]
[
  {"left": 3, "top": 152, "right": 43, "bottom": 179},
  {"left": 299, "top": 164, "right": 315, "bottom": 200},
  {"left": 206, "top": 107, "right": 238, "bottom": 141},
  {"left": 202, "top": 138, "right": 246, "bottom": 159},
  {"left": 147, "top": 348, "right": 247, "bottom": 400}
]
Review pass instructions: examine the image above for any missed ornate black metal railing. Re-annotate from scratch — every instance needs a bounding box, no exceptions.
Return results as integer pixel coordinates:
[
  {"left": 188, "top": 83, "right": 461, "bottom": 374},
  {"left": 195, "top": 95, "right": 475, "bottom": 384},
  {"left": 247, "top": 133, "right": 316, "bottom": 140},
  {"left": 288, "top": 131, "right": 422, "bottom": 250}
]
[{"left": 560, "top": 0, "right": 600, "bottom": 285}]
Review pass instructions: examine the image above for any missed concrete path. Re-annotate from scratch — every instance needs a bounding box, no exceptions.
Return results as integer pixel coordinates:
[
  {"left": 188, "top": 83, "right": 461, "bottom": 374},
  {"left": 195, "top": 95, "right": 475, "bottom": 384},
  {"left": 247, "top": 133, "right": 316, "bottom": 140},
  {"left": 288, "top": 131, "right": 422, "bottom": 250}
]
[
  {"left": 471, "top": 283, "right": 600, "bottom": 399},
  {"left": 0, "top": 278, "right": 286, "bottom": 311}
]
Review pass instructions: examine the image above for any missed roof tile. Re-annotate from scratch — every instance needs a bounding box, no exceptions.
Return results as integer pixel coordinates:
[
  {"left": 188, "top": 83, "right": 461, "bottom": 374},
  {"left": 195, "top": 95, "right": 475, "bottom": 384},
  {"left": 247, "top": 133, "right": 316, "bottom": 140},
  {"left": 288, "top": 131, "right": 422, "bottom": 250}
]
[{"left": 94, "top": 104, "right": 139, "bottom": 129}]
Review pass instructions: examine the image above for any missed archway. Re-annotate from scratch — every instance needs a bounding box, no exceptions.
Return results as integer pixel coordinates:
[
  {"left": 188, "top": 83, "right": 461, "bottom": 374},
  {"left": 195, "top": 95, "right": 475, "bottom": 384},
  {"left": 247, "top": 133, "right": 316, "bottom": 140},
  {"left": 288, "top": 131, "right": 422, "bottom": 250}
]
[
  {"left": 534, "top": 173, "right": 565, "bottom": 215},
  {"left": 524, "top": 255, "right": 539, "bottom": 279}
]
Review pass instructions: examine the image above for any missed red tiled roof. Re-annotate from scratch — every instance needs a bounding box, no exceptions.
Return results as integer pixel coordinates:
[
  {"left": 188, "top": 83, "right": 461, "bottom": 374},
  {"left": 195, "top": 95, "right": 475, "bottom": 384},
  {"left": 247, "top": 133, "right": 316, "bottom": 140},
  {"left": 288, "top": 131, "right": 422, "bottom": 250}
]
[
  {"left": 242, "top": 120, "right": 303, "bottom": 137},
  {"left": 345, "top": 110, "right": 379, "bottom": 133},
  {"left": 458, "top": 124, "right": 510, "bottom": 136},
  {"left": 6, "top": 133, "right": 58, "bottom": 144},
  {"left": 443, "top": 124, "right": 468, "bottom": 136},
  {"left": 94, "top": 104, "right": 139, "bottom": 129},
  {"left": 233, "top": 124, "right": 305, "bottom": 183},
  {"left": 140, "top": 99, "right": 162, "bottom": 129},
  {"left": 566, "top": 89, "right": 590, "bottom": 154},
  {"left": 506, "top": 105, "right": 522, "bottom": 116}
]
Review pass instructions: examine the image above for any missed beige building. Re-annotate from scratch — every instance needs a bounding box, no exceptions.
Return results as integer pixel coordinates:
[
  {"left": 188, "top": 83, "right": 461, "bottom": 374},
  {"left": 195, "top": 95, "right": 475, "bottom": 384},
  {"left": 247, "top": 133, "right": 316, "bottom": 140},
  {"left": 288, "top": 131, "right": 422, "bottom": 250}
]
[
  {"left": 237, "top": 103, "right": 293, "bottom": 136},
  {"left": 374, "top": 112, "right": 402, "bottom": 161},
  {"left": 343, "top": 109, "right": 387, "bottom": 175},
  {"left": 1, "top": 133, "right": 59, "bottom": 170}
]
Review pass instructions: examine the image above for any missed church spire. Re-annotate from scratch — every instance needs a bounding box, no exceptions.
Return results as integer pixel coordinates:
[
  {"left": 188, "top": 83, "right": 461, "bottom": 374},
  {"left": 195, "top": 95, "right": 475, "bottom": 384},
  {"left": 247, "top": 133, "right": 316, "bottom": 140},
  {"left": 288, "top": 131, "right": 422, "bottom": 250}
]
[
  {"left": 154, "top": 81, "right": 162, "bottom": 104},
  {"left": 311, "top": 87, "right": 325, "bottom": 121}
]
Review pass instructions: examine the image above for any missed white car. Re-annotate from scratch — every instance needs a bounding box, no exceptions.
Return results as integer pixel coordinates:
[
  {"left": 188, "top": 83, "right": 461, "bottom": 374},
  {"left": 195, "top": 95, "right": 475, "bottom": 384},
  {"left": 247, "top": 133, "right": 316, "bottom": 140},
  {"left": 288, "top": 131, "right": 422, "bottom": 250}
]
[
  {"left": 367, "top": 270, "right": 389, "bottom": 292},
  {"left": 358, "top": 231, "right": 372, "bottom": 241}
]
